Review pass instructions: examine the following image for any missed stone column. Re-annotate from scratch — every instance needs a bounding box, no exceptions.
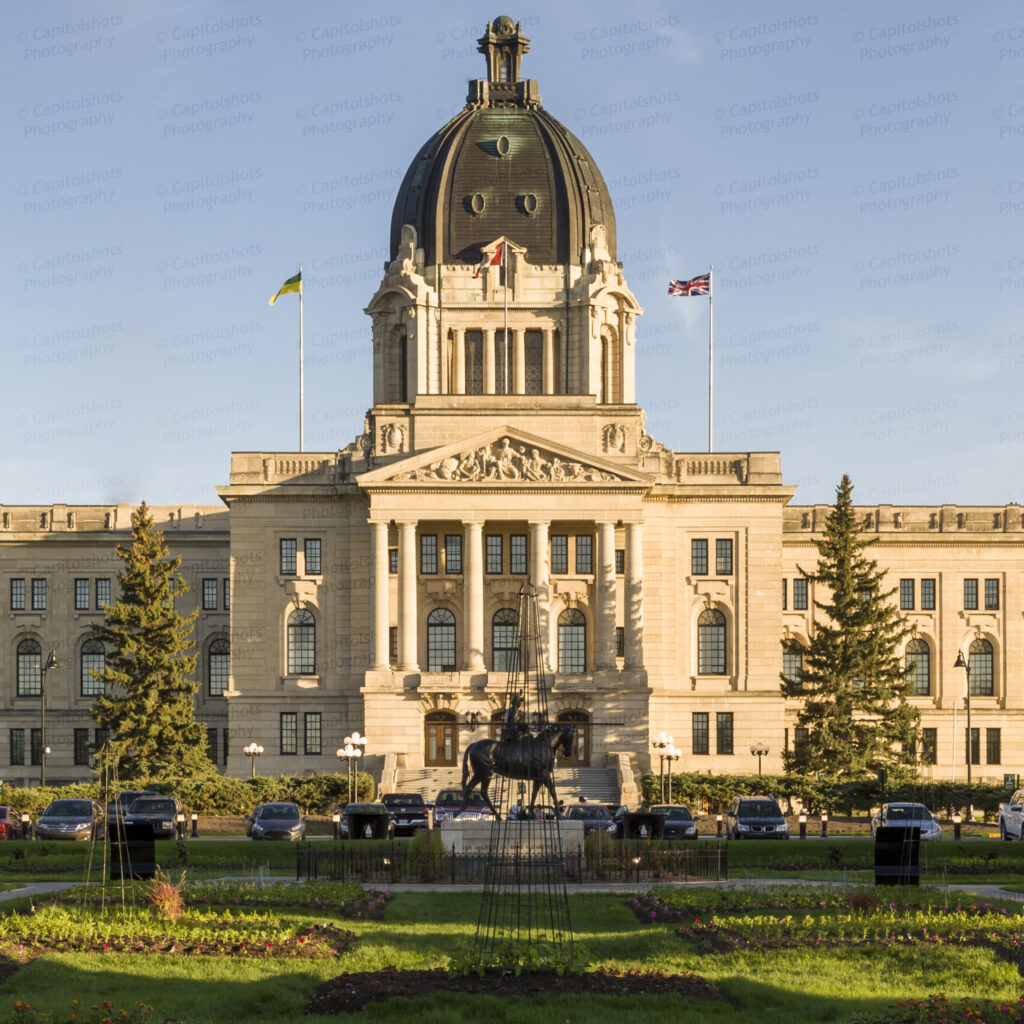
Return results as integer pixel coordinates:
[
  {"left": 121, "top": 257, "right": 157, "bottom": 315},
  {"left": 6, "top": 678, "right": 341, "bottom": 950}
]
[
  {"left": 542, "top": 327, "right": 555, "bottom": 394},
  {"left": 483, "top": 328, "right": 495, "bottom": 395},
  {"left": 597, "top": 522, "right": 617, "bottom": 670},
  {"left": 398, "top": 521, "right": 418, "bottom": 671},
  {"left": 513, "top": 329, "right": 525, "bottom": 394},
  {"left": 529, "top": 520, "right": 550, "bottom": 671},
  {"left": 370, "top": 519, "right": 390, "bottom": 669},
  {"left": 464, "top": 520, "right": 485, "bottom": 671},
  {"left": 625, "top": 521, "right": 644, "bottom": 669},
  {"left": 453, "top": 328, "right": 466, "bottom": 395}
]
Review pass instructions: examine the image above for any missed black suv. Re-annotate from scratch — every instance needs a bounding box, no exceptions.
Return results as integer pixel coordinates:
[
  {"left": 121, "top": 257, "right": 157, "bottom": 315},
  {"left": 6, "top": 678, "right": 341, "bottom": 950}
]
[
  {"left": 123, "top": 795, "right": 188, "bottom": 839},
  {"left": 726, "top": 795, "right": 789, "bottom": 840},
  {"left": 380, "top": 793, "right": 430, "bottom": 837}
]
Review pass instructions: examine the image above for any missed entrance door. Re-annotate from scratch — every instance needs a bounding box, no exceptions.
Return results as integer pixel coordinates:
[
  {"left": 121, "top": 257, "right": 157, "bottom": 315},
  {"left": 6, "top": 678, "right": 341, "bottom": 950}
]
[
  {"left": 556, "top": 710, "right": 590, "bottom": 766},
  {"left": 425, "top": 711, "right": 457, "bottom": 766}
]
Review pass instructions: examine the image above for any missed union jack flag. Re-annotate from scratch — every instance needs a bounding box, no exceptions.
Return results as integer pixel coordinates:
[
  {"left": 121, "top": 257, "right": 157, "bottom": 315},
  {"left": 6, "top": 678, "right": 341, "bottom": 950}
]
[{"left": 668, "top": 271, "right": 711, "bottom": 296}]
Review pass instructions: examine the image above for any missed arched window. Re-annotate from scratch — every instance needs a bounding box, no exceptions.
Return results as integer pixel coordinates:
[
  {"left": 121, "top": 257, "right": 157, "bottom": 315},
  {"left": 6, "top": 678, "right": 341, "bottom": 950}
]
[
  {"left": 16, "top": 639, "right": 41, "bottom": 697},
  {"left": 600, "top": 326, "right": 621, "bottom": 404},
  {"left": 425, "top": 710, "right": 457, "bottom": 766},
  {"left": 287, "top": 609, "right": 316, "bottom": 675},
  {"left": 557, "top": 710, "right": 590, "bottom": 766},
  {"left": 80, "top": 639, "right": 105, "bottom": 697},
  {"left": 492, "top": 609, "right": 518, "bottom": 672},
  {"left": 208, "top": 638, "right": 230, "bottom": 696},
  {"left": 384, "top": 326, "right": 407, "bottom": 403},
  {"left": 427, "top": 608, "right": 456, "bottom": 672},
  {"left": 465, "top": 330, "right": 483, "bottom": 394},
  {"left": 969, "top": 638, "right": 994, "bottom": 696},
  {"left": 557, "top": 609, "right": 586, "bottom": 674},
  {"left": 697, "top": 609, "right": 727, "bottom": 675},
  {"left": 782, "top": 647, "right": 804, "bottom": 690},
  {"left": 524, "top": 330, "right": 543, "bottom": 394},
  {"left": 905, "top": 638, "right": 930, "bottom": 696}
]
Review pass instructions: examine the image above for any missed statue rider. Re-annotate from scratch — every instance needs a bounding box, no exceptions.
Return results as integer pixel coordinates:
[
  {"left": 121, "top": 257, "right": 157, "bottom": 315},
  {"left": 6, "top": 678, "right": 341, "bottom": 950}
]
[{"left": 501, "top": 693, "right": 527, "bottom": 743}]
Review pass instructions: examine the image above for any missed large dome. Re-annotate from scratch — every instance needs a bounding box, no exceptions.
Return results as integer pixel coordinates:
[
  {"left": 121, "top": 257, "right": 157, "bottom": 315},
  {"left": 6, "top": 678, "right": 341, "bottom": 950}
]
[{"left": 389, "top": 18, "right": 616, "bottom": 268}]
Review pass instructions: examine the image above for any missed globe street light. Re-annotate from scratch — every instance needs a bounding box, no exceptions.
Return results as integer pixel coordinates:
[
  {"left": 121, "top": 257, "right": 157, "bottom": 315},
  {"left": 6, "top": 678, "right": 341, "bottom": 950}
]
[
  {"left": 337, "top": 733, "right": 367, "bottom": 804},
  {"left": 954, "top": 650, "right": 972, "bottom": 802},
  {"left": 663, "top": 743, "right": 681, "bottom": 803},
  {"left": 243, "top": 742, "right": 264, "bottom": 779},
  {"left": 40, "top": 650, "right": 56, "bottom": 787},
  {"left": 749, "top": 742, "right": 769, "bottom": 777},
  {"left": 652, "top": 732, "right": 674, "bottom": 804}
]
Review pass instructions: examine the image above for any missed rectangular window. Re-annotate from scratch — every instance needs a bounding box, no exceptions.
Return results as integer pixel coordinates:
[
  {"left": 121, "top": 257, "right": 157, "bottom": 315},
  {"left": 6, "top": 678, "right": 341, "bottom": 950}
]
[
  {"left": 75, "top": 578, "right": 90, "bottom": 611},
  {"left": 551, "top": 535, "right": 568, "bottom": 574},
  {"left": 304, "top": 538, "right": 322, "bottom": 575},
  {"left": 782, "top": 579, "right": 787, "bottom": 611},
  {"left": 9, "top": 730, "right": 24, "bottom": 766},
  {"left": 616, "top": 626, "right": 625, "bottom": 658},
  {"left": 465, "top": 329, "right": 484, "bottom": 394},
  {"left": 31, "top": 579, "right": 46, "bottom": 611},
  {"left": 222, "top": 729, "right": 229, "bottom": 766},
  {"left": 716, "top": 712, "right": 734, "bottom": 755},
  {"left": 222, "top": 579, "right": 230, "bottom": 611},
  {"left": 305, "top": 712, "right": 322, "bottom": 755},
  {"left": 389, "top": 626, "right": 398, "bottom": 663},
  {"left": 899, "top": 579, "right": 915, "bottom": 611},
  {"left": 716, "top": 539, "right": 733, "bottom": 575},
  {"left": 987, "top": 728, "right": 1002, "bottom": 765},
  {"left": 985, "top": 578, "right": 1000, "bottom": 610},
  {"left": 202, "top": 579, "right": 218, "bottom": 611},
  {"left": 615, "top": 549, "right": 625, "bottom": 575},
  {"left": 280, "top": 538, "right": 297, "bottom": 575},
  {"left": 206, "top": 728, "right": 217, "bottom": 765},
  {"left": 921, "top": 578, "right": 936, "bottom": 611},
  {"left": 964, "top": 578, "right": 978, "bottom": 610},
  {"left": 445, "top": 534, "right": 462, "bottom": 574},
  {"left": 575, "top": 534, "right": 593, "bottom": 574},
  {"left": 691, "top": 539, "right": 708, "bottom": 576},
  {"left": 389, "top": 548, "right": 398, "bottom": 574},
  {"left": 782, "top": 649, "right": 803, "bottom": 690},
  {"left": 420, "top": 534, "right": 438, "bottom": 574},
  {"left": 486, "top": 534, "right": 503, "bottom": 574},
  {"left": 793, "top": 578, "right": 808, "bottom": 610},
  {"left": 10, "top": 579, "right": 25, "bottom": 611},
  {"left": 94, "top": 728, "right": 109, "bottom": 752},
  {"left": 966, "top": 728, "right": 981, "bottom": 766},
  {"left": 280, "top": 712, "right": 298, "bottom": 755},
  {"left": 74, "top": 728, "right": 90, "bottom": 766},
  {"left": 510, "top": 535, "right": 527, "bottom": 575},
  {"left": 96, "top": 578, "right": 111, "bottom": 608},
  {"left": 692, "top": 712, "right": 709, "bottom": 756},
  {"left": 30, "top": 729, "right": 42, "bottom": 766}
]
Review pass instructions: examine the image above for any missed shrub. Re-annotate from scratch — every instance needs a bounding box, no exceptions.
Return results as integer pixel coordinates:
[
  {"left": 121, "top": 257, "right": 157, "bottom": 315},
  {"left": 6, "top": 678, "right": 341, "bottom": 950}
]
[{"left": 146, "top": 867, "right": 186, "bottom": 920}]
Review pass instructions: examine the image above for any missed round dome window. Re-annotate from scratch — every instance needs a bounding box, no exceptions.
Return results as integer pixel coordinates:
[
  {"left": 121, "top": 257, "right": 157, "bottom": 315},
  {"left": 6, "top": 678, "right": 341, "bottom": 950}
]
[
  {"left": 470, "top": 193, "right": 486, "bottom": 215},
  {"left": 520, "top": 193, "right": 538, "bottom": 216},
  {"left": 496, "top": 135, "right": 511, "bottom": 157}
]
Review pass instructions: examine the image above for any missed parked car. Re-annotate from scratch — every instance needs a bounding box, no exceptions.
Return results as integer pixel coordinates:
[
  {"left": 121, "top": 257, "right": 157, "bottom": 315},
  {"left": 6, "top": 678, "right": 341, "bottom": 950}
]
[
  {"left": 998, "top": 790, "right": 1024, "bottom": 840},
  {"left": 107, "top": 791, "right": 159, "bottom": 824},
  {"left": 34, "top": 799, "right": 105, "bottom": 841},
  {"left": 0, "top": 806, "right": 27, "bottom": 840},
  {"left": 871, "top": 802, "right": 942, "bottom": 840},
  {"left": 563, "top": 804, "right": 617, "bottom": 835},
  {"left": 650, "top": 804, "right": 700, "bottom": 840},
  {"left": 123, "top": 795, "right": 188, "bottom": 839},
  {"left": 338, "top": 802, "right": 393, "bottom": 840},
  {"left": 432, "top": 788, "right": 494, "bottom": 826},
  {"left": 380, "top": 793, "right": 430, "bottom": 837},
  {"left": 609, "top": 805, "right": 629, "bottom": 839},
  {"left": 726, "top": 796, "right": 789, "bottom": 839},
  {"left": 248, "top": 802, "right": 306, "bottom": 841}
]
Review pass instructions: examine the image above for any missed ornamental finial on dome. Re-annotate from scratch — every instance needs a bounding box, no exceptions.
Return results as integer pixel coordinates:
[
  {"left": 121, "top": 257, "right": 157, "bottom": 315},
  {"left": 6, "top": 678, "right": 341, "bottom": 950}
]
[{"left": 477, "top": 16, "right": 530, "bottom": 85}]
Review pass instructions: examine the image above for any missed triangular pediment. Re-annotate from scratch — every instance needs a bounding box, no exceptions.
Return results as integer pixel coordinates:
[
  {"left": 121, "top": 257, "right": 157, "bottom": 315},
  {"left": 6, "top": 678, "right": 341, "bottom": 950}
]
[{"left": 357, "top": 426, "right": 650, "bottom": 486}]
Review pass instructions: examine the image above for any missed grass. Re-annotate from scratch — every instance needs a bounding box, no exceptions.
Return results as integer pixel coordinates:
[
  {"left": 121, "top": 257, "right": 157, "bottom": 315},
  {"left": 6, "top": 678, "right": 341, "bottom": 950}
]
[{"left": 0, "top": 885, "right": 1022, "bottom": 1023}]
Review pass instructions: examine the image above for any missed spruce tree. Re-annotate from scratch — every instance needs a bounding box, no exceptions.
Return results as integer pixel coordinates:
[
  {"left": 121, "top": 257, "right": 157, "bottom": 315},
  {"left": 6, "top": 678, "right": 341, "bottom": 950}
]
[
  {"left": 781, "top": 475, "right": 921, "bottom": 781},
  {"left": 90, "top": 502, "right": 213, "bottom": 779}
]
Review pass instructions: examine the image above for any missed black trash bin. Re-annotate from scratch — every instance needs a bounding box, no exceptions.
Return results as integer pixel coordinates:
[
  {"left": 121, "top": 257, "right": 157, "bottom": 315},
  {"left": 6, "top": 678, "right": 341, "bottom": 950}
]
[
  {"left": 874, "top": 825, "right": 920, "bottom": 886},
  {"left": 622, "top": 812, "right": 666, "bottom": 840},
  {"left": 345, "top": 811, "right": 391, "bottom": 840},
  {"left": 109, "top": 821, "right": 157, "bottom": 880}
]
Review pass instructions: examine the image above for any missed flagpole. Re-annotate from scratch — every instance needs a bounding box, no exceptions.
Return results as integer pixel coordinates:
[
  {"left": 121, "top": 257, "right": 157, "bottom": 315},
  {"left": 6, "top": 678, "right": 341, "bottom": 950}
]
[
  {"left": 503, "top": 242, "right": 509, "bottom": 394},
  {"left": 298, "top": 263, "right": 304, "bottom": 452},
  {"left": 708, "top": 264, "right": 714, "bottom": 453}
]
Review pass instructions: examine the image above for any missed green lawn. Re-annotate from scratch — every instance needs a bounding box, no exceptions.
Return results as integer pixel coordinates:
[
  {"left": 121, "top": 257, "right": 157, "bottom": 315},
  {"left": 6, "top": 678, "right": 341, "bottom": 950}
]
[{"left": 0, "top": 886, "right": 1021, "bottom": 1023}]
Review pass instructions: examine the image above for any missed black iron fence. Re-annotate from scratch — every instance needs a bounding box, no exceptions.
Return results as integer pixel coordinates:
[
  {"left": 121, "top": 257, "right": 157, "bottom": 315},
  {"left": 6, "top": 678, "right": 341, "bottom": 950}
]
[{"left": 296, "top": 841, "right": 727, "bottom": 885}]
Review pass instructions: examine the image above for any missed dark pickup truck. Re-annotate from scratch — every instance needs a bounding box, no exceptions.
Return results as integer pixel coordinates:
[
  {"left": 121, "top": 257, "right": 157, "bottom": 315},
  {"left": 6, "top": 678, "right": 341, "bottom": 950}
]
[{"left": 381, "top": 793, "right": 430, "bottom": 837}]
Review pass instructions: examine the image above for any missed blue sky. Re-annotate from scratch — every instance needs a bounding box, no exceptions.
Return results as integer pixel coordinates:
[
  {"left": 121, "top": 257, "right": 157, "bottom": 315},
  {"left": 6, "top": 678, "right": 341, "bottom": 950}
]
[{"left": 2, "top": 1, "right": 1020, "bottom": 507}]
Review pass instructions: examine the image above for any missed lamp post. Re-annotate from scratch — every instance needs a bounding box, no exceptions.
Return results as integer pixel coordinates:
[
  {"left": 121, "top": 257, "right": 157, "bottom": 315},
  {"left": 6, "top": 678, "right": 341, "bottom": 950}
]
[
  {"left": 39, "top": 650, "right": 56, "bottom": 787},
  {"left": 954, "top": 650, "right": 972, "bottom": 803},
  {"left": 337, "top": 732, "right": 367, "bottom": 804},
  {"left": 243, "top": 742, "right": 264, "bottom": 779},
  {"left": 749, "top": 742, "right": 769, "bottom": 777},
  {"left": 663, "top": 743, "right": 680, "bottom": 803},
  {"left": 652, "top": 732, "right": 673, "bottom": 804}
]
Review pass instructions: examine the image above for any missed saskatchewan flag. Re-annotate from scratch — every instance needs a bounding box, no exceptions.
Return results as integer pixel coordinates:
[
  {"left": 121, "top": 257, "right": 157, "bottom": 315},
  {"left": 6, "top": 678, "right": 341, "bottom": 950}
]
[{"left": 269, "top": 271, "right": 301, "bottom": 306}]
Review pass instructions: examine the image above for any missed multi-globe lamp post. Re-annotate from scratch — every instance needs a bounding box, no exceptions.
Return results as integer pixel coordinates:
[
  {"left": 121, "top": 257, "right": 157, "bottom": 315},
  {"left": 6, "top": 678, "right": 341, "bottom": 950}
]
[
  {"left": 953, "top": 650, "right": 972, "bottom": 802},
  {"left": 750, "top": 742, "right": 769, "bottom": 777},
  {"left": 243, "top": 742, "right": 264, "bottom": 779},
  {"left": 337, "top": 732, "right": 367, "bottom": 805},
  {"left": 39, "top": 650, "right": 57, "bottom": 787},
  {"left": 652, "top": 732, "right": 680, "bottom": 804}
]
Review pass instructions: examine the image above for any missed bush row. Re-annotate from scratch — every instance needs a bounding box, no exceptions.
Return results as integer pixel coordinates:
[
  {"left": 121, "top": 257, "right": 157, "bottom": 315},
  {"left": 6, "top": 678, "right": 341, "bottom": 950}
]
[
  {"left": 1, "top": 772, "right": 375, "bottom": 817},
  {"left": 641, "top": 771, "right": 1015, "bottom": 818}
]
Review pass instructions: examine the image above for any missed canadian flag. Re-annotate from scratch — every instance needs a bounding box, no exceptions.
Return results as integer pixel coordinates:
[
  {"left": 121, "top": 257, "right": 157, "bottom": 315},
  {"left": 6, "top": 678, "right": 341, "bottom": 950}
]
[{"left": 474, "top": 242, "right": 504, "bottom": 278}]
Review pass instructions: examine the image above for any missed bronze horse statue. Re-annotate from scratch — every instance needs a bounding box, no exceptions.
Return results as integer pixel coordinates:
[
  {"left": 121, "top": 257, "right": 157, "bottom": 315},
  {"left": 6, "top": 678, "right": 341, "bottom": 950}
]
[{"left": 458, "top": 722, "right": 575, "bottom": 821}]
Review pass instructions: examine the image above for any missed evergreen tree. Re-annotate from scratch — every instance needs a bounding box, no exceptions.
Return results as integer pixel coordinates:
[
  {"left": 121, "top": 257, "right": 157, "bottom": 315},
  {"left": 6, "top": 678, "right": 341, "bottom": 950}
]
[
  {"left": 90, "top": 502, "right": 213, "bottom": 779},
  {"left": 781, "top": 475, "right": 921, "bottom": 780}
]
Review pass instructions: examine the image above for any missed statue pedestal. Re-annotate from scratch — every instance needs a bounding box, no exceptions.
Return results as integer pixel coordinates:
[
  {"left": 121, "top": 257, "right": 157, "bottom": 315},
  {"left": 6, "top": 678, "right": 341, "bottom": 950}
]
[{"left": 439, "top": 819, "right": 584, "bottom": 856}]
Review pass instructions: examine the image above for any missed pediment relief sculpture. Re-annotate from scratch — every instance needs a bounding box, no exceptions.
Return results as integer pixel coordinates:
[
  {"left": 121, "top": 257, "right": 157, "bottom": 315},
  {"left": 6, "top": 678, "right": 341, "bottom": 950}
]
[{"left": 393, "top": 436, "right": 623, "bottom": 483}]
